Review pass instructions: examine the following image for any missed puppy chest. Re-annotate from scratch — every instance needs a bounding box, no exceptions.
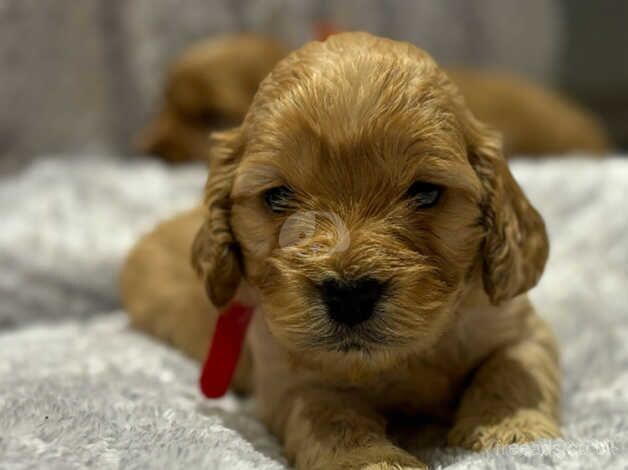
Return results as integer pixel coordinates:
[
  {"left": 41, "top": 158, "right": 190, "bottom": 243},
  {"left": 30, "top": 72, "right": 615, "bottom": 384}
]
[{"left": 361, "top": 366, "right": 465, "bottom": 419}]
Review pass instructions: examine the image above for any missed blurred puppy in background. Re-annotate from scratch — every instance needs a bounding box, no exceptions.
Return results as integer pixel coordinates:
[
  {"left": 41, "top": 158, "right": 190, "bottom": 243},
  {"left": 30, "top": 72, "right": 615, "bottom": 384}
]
[
  {"left": 137, "top": 33, "right": 609, "bottom": 163},
  {"left": 122, "top": 32, "right": 562, "bottom": 469},
  {"left": 136, "top": 34, "right": 286, "bottom": 162}
]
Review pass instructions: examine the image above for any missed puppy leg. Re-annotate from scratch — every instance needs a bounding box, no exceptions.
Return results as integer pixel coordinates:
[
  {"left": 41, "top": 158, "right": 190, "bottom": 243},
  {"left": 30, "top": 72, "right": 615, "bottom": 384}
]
[
  {"left": 120, "top": 207, "right": 213, "bottom": 360},
  {"left": 448, "top": 316, "right": 561, "bottom": 450},
  {"left": 120, "top": 206, "right": 252, "bottom": 393},
  {"left": 270, "top": 385, "right": 426, "bottom": 470}
]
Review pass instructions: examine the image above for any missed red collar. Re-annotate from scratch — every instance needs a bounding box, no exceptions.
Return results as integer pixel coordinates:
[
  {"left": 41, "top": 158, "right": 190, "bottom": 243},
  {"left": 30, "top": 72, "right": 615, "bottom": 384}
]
[{"left": 199, "top": 301, "right": 254, "bottom": 398}]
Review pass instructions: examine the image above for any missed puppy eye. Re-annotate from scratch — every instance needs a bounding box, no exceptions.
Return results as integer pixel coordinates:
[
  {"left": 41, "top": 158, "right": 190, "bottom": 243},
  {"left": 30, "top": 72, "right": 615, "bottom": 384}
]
[
  {"left": 263, "top": 185, "right": 294, "bottom": 213},
  {"left": 405, "top": 181, "right": 442, "bottom": 208}
]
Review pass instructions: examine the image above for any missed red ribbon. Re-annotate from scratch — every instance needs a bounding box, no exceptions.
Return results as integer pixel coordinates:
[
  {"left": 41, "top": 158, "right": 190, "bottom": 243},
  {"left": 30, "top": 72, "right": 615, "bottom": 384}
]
[{"left": 199, "top": 301, "right": 254, "bottom": 399}]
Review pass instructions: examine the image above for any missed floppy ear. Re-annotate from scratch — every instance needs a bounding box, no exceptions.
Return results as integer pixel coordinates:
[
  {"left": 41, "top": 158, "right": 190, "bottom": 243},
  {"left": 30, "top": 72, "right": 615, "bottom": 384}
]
[
  {"left": 465, "top": 116, "right": 549, "bottom": 305},
  {"left": 191, "top": 127, "right": 243, "bottom": 307}
]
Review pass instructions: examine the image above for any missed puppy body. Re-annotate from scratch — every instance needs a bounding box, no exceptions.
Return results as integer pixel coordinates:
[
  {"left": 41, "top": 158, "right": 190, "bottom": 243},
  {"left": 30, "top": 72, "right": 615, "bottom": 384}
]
[
  {"left": 122, "top": 33, "right": 561, "bottom": 469},
  {"left": 448, "top": 68, "right": 609, "bottom": 155},
  {"left": 122, "top": 213, "right": 559, "bottom": 466}
]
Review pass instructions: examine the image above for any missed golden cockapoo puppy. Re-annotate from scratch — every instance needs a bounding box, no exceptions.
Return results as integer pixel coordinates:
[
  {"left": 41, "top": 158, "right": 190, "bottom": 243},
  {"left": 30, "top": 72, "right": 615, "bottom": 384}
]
[
  {"left": 136, "top": 34, "right": 609, "bottom": 163},
  {"left": 136, "top": 34, "right": 287, "bottom": 162},
  {"left": 121, "top": 33, "right": 561, "bottom": 469}
]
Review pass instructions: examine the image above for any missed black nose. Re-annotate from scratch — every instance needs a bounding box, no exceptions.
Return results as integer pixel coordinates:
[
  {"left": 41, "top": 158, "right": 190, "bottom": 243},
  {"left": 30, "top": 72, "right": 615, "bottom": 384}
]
[{"left": 318, "top": 277, "right": 384, "bottom": 327}]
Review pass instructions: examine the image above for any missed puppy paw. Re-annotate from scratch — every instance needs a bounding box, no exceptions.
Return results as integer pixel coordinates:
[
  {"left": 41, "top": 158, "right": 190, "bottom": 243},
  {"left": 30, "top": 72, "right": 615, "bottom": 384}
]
[
  {"left": 343, "top": 445, "right": 427, "bottom": 470},
  {"left": 448, "top": 410, "right": 561, "bottom": 451},
  {"left": 363, "top": 463, "right": 427, "bottom": 470}
]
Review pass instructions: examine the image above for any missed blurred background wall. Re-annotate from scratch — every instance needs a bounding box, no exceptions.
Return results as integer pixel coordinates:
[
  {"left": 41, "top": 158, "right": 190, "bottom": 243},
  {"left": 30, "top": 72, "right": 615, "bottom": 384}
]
[{"left": 1, "top": 0, "right": 626, "bottom": 172}]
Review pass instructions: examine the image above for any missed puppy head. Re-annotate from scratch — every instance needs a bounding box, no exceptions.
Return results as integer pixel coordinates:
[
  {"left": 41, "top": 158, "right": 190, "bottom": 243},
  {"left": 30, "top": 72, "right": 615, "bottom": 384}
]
[
  {"left": 192, "top": 33, "right": 548, "bottom": 375},
  {"left": 134, "top": 58, "right": 247, "bottom": 162},
  {"left": 137, "top": 35, "right": 286, "bottom": 162},
  {"left": 134, "top": 108, "right": 214, "bottom": 163}
]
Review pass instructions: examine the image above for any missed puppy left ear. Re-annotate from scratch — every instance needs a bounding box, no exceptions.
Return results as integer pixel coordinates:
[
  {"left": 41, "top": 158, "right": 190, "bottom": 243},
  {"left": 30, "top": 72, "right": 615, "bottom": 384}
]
[
  {"left": 465, "top": 115, "right": 549, "bottom": 305},
  {"left": 191, "top": 127, "right": 244, "bottom": 307}
]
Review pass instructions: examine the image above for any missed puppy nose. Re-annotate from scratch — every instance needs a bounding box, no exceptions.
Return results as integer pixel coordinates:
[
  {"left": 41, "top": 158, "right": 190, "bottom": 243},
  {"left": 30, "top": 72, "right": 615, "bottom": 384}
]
[{"left": 318, "top": 277, "right": 384, "bottom": 327}]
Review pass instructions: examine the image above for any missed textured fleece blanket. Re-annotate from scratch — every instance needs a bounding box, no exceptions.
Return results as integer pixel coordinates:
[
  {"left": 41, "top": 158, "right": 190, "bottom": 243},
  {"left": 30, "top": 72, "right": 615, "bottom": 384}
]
[{"left": 1, "top": 155, "right": 627, "bottom": 469}]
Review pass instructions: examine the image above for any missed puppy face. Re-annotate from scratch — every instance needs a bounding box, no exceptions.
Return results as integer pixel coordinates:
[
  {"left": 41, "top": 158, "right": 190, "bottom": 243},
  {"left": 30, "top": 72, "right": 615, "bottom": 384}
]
[{"left": 192, "top": 33, "right": 548, "bottom": 375}]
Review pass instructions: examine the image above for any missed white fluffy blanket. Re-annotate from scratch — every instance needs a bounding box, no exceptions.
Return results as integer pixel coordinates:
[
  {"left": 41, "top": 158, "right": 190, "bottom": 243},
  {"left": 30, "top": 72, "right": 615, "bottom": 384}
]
[{"left": 1, "top": 156, "right": 627, "bottom": 469}]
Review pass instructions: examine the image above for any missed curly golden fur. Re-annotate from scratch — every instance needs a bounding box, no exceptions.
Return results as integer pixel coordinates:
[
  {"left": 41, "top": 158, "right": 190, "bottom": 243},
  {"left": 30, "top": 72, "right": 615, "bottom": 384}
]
[
  {"left": 137, "top": 34, "right": 609, "bottom": 163},
  {"left": 121, "top": 33, "right": 561, "bottom": 469}
]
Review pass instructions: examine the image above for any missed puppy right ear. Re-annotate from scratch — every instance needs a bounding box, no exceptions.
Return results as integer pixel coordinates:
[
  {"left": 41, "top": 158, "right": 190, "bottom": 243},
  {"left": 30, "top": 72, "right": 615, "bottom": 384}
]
[{"left": 191, "top": 127, "right": 244, "bottom": 307}]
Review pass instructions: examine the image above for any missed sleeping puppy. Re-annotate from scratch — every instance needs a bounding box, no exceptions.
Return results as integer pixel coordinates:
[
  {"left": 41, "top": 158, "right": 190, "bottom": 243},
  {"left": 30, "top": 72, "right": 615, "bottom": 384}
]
[
  {"left": 136, "top": 34, "right": 287, "bottom": 163},
  {"left": 137, "top": 33, "right": 609, "bottom": 162},
  {"left": 121, "top": 32, "right": 560, "bottom": 469}
]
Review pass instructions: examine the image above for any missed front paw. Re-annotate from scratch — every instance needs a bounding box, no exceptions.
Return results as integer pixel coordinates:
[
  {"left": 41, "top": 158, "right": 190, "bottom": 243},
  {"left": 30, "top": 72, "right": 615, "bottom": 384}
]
[
  {"left": 363, "top": 462, "right": 427, "bottom": 470},
  {"left": 363, "top": 463, "right": 427, "bottom": 470},
  {"left": 343, "top": 444, "right": 428, "bottom": 470},
  {"left": 448, "top": 410, "right": 561, "bottom": 451}
]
